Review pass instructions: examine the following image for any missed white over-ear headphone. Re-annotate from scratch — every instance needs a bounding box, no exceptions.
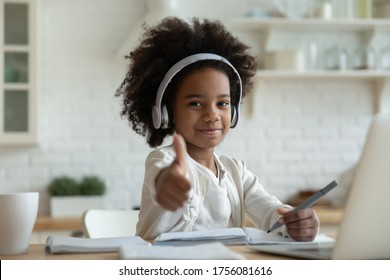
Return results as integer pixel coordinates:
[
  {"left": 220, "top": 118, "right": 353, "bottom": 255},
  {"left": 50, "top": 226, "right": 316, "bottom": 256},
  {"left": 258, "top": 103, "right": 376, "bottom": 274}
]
[{"left": 151, "top": 53, "right": 243, "bottom": 129}]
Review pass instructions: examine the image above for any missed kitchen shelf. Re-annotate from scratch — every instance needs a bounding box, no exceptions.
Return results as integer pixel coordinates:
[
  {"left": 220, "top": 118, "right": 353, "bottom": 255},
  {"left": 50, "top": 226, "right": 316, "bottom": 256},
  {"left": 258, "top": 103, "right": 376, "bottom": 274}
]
[
  {"left": 232, "top": 17, "right": 390, "bottom": 115},
  {"left": 231, "top": 17, "right": 390, "bottom": 32},
  {"left": 255, "top": 70, "right": 390, "bottom": 81},
  {"left": 231, "top": 17, "right": 390, "bottom": 50},
  {"left": 232, "top": 17, "right": 390, "bottom": 82}
]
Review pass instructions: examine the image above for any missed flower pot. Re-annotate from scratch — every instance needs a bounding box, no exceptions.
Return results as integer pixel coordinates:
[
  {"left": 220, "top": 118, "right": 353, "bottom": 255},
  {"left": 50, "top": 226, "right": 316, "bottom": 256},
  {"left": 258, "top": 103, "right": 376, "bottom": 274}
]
[{"left": 50, "top": 196, "right": 107, "bottom": 218}]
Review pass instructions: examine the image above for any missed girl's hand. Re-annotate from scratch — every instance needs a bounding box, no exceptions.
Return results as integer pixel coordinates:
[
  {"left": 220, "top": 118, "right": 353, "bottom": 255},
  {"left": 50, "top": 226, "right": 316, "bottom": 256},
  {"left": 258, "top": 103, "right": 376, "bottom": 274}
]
[
  {"left": 277, "top": 207, "right": 320, "bottom": 241},
  {"left": 155, "top": 133, "right": 191, "bottom": 211}
]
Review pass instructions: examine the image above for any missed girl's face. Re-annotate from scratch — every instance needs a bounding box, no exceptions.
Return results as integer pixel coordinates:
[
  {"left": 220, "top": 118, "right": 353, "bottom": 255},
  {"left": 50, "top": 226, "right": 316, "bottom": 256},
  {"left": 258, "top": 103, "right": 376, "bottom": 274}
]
[{"left": 172, "top": 67, "right": 232, "bottom": 155}]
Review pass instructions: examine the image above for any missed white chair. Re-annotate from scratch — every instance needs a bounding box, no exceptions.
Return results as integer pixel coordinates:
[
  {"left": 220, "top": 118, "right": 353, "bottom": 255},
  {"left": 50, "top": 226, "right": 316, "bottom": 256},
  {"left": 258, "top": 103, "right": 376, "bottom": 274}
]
[{"left": 82, "top": 209, "right": 139, "bottom": 238}]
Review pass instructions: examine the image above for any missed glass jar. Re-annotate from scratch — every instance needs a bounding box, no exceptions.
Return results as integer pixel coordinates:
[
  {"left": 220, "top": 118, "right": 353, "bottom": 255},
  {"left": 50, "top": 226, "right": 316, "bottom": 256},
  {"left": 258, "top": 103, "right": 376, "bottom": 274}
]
[
  {"left": 316, "top": 0, "right": 333, "bottom": 19},
  {"left": 352, "top": 45, "right": 376, "bottom": 70},
  {"left": 305, "top": 41, "right": 319, "bottom": 70},
  {"left": 324, "top": 46, "right": 349, "bottom": 70},
  {"left": 379, "top": 46, "right": 390, "bottom": 70}
]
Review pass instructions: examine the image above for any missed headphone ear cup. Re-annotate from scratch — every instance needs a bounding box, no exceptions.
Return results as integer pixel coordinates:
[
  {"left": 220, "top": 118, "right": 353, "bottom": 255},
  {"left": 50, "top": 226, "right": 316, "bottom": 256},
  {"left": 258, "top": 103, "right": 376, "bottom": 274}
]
[
  {"left": 230, "top": 105, "right": 238, "bottom": 128},
  {"left": 160, "top": 103, "right": 172, "bottom": 129}
]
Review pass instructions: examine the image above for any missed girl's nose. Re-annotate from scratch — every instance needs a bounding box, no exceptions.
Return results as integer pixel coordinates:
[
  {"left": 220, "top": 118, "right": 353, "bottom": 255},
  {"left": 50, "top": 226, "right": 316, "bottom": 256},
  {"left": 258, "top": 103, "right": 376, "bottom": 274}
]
[{"left": 203, "top": 106, "right": 220, "bottom": 122}]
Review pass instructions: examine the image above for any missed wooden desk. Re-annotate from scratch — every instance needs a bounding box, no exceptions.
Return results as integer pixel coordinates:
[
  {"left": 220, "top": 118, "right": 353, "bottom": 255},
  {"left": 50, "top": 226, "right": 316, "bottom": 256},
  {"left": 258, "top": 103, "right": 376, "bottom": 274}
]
[{"left": 0, "top": 244, "right": 294, "bottom": 260}]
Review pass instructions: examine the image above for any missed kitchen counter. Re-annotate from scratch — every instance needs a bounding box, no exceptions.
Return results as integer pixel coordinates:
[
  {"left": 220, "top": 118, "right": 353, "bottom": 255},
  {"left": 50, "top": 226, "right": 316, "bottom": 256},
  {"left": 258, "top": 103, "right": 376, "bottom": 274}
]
[
  {"left": 34, "top": 216, "right": 82, "bottom": 231},
  {"left": 314, "top": 207, "right": 344, "bottom": 225}
]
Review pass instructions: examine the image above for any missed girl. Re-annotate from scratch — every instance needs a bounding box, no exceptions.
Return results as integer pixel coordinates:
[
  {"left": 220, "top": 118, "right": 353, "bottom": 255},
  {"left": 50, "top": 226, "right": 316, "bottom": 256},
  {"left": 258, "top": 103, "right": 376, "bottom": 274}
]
[{"left": 115, "top": 17, "right": 319, "bottom": 241}]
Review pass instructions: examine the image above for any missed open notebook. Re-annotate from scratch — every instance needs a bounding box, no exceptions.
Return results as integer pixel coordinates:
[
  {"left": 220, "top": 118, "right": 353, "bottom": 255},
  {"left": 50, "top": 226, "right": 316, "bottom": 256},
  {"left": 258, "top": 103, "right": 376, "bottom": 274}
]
[
  {"left": 250, "top": 114, "right": 390, "bottom": 259},
  {"left": 153, "top": 227, "right": 333, "bottom": 246}
]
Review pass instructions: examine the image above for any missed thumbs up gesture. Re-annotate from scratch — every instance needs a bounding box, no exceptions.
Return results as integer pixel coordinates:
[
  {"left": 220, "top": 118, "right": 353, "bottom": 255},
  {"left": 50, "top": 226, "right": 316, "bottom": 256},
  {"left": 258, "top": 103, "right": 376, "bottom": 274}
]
[{"left": 155, "top": 133, "right": 192, "bottom": 211}]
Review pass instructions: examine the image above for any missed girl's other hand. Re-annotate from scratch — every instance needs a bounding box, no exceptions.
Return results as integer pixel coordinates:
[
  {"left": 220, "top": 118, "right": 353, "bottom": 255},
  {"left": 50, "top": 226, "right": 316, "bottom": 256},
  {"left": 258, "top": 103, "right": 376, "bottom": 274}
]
[{"left": 277, "top": 207, "right": 320, "bottom": 241}]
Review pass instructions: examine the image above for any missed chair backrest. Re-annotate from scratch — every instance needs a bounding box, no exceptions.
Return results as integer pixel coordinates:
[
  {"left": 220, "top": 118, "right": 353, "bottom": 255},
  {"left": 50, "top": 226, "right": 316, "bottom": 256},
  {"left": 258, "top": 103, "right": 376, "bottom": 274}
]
[{"left": 82, "top": 209, "right": 139, "bottom": 238}]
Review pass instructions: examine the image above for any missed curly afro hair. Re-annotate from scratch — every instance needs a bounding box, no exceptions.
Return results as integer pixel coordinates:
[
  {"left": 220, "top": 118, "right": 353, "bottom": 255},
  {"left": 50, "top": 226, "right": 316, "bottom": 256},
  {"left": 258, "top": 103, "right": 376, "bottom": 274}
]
[{"left": 115, "top": 16, "right": 257, "bottom": 148}]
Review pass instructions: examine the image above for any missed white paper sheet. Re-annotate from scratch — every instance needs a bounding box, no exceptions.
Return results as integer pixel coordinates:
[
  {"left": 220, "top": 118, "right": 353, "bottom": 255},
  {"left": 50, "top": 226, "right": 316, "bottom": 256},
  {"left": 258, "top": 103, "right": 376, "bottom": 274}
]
[{"left": 119, "top": 242, "right": 245, "bottom": 260}]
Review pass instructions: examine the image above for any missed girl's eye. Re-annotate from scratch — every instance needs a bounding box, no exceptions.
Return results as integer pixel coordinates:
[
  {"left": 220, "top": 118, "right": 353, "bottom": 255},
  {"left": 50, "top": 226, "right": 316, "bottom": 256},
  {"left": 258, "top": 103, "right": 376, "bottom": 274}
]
[
  {"left": 218, "top": 101, "right": 230, "bottom": 107},
  {"left": 189, "top": 101, "right": 202, "bottom": 107}
]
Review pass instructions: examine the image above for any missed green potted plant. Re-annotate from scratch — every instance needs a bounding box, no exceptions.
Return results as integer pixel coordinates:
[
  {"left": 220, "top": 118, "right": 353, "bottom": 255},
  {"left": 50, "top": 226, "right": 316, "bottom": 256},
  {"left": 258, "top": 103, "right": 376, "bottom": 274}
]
[
  {"left": 79, "top": 176, "right": 106, "bottom": 196},
  {"left": 49, "top": 175, "right": 107, "bottom": 218},
  {"left": 48, "top": 176, "right": 80, "bottom": 196}
]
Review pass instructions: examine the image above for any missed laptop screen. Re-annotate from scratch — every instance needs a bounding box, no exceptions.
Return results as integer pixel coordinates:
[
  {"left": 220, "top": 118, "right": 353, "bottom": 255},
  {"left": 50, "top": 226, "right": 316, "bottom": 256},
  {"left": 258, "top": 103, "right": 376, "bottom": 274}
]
[{"left": 333, "top": 114, "right": 390, "bottom": 259}]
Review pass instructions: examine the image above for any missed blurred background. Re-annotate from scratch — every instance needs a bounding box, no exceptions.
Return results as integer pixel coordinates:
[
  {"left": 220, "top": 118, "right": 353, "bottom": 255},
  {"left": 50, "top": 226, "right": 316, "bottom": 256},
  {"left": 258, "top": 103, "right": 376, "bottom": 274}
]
[{"left": 1, "top": 0, "right": 389, "bottom": 239}]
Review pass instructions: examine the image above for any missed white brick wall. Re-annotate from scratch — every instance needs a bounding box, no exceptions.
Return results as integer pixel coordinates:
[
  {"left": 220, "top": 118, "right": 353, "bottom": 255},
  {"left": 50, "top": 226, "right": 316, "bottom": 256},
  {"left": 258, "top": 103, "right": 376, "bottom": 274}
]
[
  {"left": 0, "top": 0, "right": 379, "bottom": 215},
  {"left": 219, "top": 78, "right": 375, "bottom": 205}
]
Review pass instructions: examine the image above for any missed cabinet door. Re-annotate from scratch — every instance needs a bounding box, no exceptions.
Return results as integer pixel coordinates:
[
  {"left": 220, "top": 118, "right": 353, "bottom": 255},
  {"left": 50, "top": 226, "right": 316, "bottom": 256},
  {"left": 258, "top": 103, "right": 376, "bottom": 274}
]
[{"left": 1, "top": 0, "right": 36, "bottom": 145}]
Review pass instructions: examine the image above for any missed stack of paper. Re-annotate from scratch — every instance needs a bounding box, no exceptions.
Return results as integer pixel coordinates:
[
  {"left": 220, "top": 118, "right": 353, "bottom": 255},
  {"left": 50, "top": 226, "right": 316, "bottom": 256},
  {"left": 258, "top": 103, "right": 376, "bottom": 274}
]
[
  {"left": 153, "top": 227, "right": 334, "bottom": 246},
  {"left": 119, "top": 242, "right": 245, "bottom": 260},
  {"left": 45, "top": 236, "right": 150, "bottom": 254},
  {"left": 45, "top": 235, "right": 245, "bottom": 260}
]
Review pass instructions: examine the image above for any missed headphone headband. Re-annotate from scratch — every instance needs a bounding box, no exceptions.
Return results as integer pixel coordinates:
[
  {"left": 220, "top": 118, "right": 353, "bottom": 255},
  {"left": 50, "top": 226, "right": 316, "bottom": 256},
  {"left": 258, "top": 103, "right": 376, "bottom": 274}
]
[{"left": 152, "top": 53, "right": 242, "bottom": 129}]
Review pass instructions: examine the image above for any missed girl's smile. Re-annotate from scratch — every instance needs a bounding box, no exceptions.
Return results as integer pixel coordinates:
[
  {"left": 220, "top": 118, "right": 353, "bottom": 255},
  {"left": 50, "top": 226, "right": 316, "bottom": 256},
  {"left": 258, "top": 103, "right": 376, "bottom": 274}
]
[{"left": 197, "top": 127, "right": 223, "bottom": 135}]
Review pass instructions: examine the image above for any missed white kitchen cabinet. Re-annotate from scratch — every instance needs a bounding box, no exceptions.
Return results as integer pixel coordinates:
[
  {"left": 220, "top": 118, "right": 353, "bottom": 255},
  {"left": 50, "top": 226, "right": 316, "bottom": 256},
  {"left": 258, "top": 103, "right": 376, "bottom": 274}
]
[
  {"left": 230, "top": 17, "right": 390, "bottom": 114},
  {"left": 0, "top": 0, "right": 37, "bottom": 145}
]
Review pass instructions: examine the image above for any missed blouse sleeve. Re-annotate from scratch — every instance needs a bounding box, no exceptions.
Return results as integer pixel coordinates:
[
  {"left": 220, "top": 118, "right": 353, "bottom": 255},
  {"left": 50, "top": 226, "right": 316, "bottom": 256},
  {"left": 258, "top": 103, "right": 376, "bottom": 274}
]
[
  {"left": 136, "top": 147, "right": 193, "bottom": 240},
  {"left": 143, "top": 148, "right": 175, "bottom": 205}
]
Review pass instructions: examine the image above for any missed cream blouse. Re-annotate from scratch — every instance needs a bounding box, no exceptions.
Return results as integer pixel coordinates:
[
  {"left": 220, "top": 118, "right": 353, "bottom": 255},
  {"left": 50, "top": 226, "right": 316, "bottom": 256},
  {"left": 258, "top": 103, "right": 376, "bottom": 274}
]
[{"left": 135, "top": 145, "right": 288, "bottom": 240}]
